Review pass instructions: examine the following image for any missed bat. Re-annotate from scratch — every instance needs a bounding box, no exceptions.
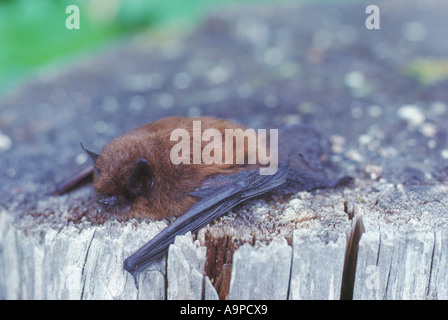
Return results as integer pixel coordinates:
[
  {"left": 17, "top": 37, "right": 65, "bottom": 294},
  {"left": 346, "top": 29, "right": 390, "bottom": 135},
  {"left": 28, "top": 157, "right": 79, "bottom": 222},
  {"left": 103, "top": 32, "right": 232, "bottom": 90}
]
[{"left": 55, "top": 116, "right": 352, "bottom": 287}]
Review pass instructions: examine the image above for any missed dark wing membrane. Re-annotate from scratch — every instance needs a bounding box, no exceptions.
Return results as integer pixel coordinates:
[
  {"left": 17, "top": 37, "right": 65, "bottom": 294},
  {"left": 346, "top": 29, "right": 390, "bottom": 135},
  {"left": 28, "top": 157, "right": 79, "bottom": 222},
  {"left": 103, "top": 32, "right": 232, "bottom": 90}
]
[
  {"left": 123, "top": 162, "right": 289, "bottom": 287},
  {"left": 273, "top": 168, "right": 353, "bottom": 195},
  {"left": 277, "top": 124, "right": 325, "bottom": 174},
  {"left": 274, "top": 124, "right": 353, "bottom": 194}
]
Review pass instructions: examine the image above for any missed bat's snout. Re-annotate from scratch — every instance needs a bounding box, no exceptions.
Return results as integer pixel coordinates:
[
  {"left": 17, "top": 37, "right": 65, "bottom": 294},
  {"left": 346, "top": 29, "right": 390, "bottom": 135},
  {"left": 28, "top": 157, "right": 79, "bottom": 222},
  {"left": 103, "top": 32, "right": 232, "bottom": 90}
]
[{"left": 98, "top": 195, "right": 118, "bottom": 211}]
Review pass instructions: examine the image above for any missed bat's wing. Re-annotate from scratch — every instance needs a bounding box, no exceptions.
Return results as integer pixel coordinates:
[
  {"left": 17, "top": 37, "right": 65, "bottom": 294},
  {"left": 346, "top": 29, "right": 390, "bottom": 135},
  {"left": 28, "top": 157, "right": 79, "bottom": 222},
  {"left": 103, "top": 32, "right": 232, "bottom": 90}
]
[
  {"left": 274, "top": 167, "right": 353, "bottom": 195},
  {"left": 275, "top": 124, "right": 353, "bottom": 195},
  {"left": 277, "top": 124, "right": 325, "bottom": 173},
  {"left": 123, "top": 162, "right": 290, "bottom": 287},
  {"left": 53, "top": 165, "right": 94, "bottom": 195}
]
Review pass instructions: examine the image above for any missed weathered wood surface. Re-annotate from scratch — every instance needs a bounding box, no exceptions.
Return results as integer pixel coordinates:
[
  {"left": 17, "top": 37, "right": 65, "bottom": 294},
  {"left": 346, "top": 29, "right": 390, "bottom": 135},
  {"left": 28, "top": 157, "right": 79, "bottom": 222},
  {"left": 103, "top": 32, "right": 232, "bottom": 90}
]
[
  {"left": 353, "top": 230, "right": 446, "bottom": 300},
  {"left": 227, "top": 238, "right": 292, "bottom": 300},
  {"left": 0, "top": 193, "right": 168, "bottom": 299},
  {"left": 350, "top": 184, "right": 448, "bottom": 300},
  {"left": 289, "top": 230, "right": 346, "bottom": 300},
  {"left": 1, "top": 181, "right": 448, "bottom": 299},
  {"left": 0, "top": 186, "right": 352, "bottom": 300},
  {"left": 2, "top": 1, "right": 448, "bottom": 299}
]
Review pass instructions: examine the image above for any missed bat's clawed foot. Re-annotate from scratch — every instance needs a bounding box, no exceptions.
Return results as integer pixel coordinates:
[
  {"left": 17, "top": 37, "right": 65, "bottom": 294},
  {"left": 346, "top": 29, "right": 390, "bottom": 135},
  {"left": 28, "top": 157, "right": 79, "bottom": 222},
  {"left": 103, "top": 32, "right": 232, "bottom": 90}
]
[{"left": 335, "top": 176, "right": 354, "bottom": 188}]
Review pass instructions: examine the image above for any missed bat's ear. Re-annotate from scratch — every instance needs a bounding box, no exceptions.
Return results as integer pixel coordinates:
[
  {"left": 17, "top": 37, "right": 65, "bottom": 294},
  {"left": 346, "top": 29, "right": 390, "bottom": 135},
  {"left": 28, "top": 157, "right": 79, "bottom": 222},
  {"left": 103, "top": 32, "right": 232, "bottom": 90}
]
[
  {"left": 127, "top": 158, "right": 155, "bottom": 197},
  {"left": 80, "top": 142, "right": 100, "bottom": 169}
]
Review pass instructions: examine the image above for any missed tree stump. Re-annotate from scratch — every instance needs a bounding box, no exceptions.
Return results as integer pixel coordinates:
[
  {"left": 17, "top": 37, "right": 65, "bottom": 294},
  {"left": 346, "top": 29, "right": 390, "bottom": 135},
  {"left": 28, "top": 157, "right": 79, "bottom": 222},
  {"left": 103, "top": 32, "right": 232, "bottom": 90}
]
[{"left": 1, "top": 0, "right": 448, "bottom": 299}]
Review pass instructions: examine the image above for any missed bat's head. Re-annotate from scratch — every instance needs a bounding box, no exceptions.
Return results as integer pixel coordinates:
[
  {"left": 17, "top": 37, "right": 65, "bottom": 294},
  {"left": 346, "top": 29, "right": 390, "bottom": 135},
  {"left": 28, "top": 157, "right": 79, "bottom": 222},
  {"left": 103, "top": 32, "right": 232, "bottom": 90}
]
[
  {"left": 81, "top": 142, "right": 154, "bottom": 217},
  {"left": 81, "top": 131, "right": 204, "bottom": 220}
]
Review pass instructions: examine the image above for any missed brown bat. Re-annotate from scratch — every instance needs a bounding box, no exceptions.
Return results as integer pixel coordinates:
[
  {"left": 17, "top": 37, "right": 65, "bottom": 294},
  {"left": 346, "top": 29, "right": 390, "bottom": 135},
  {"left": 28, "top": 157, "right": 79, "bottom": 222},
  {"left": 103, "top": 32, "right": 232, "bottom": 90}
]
[{"left": 56, "top": 116, "right": 352, "bottom": 287}]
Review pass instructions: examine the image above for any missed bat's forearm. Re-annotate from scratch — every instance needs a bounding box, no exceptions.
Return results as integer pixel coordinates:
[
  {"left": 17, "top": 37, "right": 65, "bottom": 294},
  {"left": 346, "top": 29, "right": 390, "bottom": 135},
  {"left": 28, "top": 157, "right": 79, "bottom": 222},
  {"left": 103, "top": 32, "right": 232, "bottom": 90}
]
[
  {"left": 123, "top": 163, "right": 289, "bottom": 288},
  {"left": 54, "top": 165, "right": 94, "bottom": 195}
]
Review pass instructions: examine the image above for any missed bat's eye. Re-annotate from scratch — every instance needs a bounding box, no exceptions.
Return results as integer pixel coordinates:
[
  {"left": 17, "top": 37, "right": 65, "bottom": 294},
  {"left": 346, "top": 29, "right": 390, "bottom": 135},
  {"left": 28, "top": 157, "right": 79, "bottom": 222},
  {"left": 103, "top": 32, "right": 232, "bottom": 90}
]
[{"left": 98, "top": 195, "right": 117, "bottom": 211}]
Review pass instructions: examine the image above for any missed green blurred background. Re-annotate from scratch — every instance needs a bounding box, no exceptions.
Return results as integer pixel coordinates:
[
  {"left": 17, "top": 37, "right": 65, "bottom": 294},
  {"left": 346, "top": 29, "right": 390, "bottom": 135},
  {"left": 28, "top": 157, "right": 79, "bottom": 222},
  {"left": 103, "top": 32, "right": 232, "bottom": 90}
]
[{"left": 0, "top": 0, "right": 352, "bottom": 97}]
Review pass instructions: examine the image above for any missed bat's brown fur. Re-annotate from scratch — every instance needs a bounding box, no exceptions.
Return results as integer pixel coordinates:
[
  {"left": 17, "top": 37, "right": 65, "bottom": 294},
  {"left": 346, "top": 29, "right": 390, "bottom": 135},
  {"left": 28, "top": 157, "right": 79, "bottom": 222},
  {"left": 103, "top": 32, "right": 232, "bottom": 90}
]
[{"left": 94, "top": 116, "right": 257, "bottom": 219}]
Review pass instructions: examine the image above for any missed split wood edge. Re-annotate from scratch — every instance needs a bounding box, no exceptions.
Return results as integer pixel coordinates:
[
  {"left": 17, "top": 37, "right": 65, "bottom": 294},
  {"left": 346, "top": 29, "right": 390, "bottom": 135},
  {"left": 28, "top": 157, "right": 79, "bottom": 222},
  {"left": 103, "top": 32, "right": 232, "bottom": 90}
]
[{"left": 1, "top": 210, "right": 447, "bottom": 299}]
